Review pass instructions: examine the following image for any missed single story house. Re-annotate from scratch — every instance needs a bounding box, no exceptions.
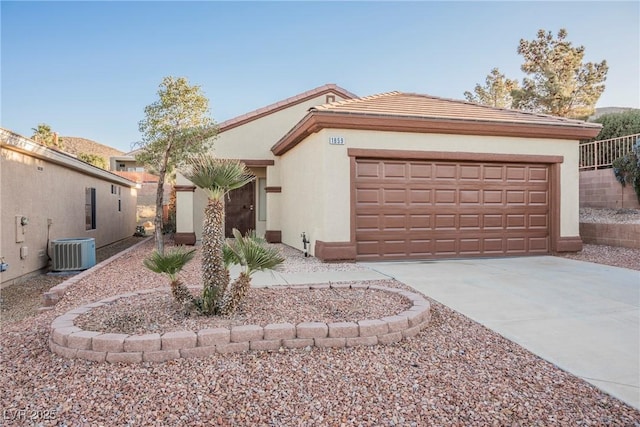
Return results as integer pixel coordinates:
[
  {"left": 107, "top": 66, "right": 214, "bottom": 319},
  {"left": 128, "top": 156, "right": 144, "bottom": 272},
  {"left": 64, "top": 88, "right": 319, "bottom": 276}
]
[
  {"left": 1, "top": 128, "right": 138, "bottom": 286},
  {"left": 175, "top": 84, "right": 601, "bottom": 262}
]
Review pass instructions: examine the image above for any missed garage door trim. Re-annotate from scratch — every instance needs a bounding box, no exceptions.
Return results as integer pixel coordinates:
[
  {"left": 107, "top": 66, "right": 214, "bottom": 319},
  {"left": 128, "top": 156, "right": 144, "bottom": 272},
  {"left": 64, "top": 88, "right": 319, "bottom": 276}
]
[{"left": 348, "top": 149, "right": 564, "bottom": 260}]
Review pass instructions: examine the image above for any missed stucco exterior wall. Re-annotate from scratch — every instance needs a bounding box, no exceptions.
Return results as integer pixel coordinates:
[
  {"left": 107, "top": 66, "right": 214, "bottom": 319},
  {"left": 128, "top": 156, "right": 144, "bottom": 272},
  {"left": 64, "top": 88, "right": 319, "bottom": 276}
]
[
  {"left": 278, "top": 128, "right": 581, "bottom": 255},
  {"left": 1, "top": 138, "right": 137, "bottom": 286},
  {"left": 213, "top": 94, "right": 349, "bottom": 160},
  {"left": 179, "top": 92, "right": 351, "bottom": 241}
]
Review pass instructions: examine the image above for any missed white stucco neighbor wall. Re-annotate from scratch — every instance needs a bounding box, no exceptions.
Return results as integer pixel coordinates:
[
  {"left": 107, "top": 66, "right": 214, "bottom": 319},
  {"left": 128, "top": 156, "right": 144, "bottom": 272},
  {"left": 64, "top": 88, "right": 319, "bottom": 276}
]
[
  {"left": 278, "top": 128, "right": 580, "bottom": 255},
  {"left": 1, "top": 131, "right": 137, "bottom": 286}
]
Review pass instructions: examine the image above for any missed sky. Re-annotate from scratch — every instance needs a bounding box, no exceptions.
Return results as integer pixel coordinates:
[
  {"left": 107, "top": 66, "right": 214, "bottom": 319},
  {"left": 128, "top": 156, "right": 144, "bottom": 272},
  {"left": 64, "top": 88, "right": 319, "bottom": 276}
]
[{"left": 2, "top": 1, "right": 639, "bottom": 153}]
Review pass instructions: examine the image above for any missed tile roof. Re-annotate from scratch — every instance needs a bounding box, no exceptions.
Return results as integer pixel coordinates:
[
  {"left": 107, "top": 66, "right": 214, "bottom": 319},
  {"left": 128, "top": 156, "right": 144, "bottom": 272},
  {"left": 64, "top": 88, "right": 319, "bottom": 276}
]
[
  {"left": 311, "top": 91, "right": 601, "bottom": 128},
  {"left": 218, "top": 84, "right": 357, "bottom": 132},
  {"left": 272, "top": 91, "right": 602, "bottom": 156}
]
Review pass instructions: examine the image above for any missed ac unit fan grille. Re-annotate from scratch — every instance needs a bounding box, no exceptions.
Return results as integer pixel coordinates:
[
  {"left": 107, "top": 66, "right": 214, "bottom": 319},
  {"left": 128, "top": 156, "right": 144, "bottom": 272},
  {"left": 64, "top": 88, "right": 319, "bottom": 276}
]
[{"left": 52, "top": 238, "right": 96, "bottom": 271}]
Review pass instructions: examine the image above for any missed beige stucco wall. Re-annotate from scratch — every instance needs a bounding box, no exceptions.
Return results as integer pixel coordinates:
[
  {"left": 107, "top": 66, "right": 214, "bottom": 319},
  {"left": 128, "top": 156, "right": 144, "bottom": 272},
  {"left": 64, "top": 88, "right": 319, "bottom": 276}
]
[
  {"left": 213, "top": 95, "right": 348, "bottom": 160},
  {"left": 179, "top": 92, "right": 351, "bottom": 240},
  {"left": 278, "top": 128, "right": 581, "bottom": 255},
  {"left": 1, "top": 136, "right": 137, "bottom": 286}
]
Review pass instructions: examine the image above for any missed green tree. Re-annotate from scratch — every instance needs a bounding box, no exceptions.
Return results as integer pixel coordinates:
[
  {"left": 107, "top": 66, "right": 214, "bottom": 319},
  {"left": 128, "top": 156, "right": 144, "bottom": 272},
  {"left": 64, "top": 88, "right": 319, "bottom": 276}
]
[
  {"left": 78, "top": 153, "right": 108, "bottom": 169},
  {"left": 180, "top": 155, "right": 254, "bottom": 315},
  {"left": 31, "top": 123, "right": 64, "bottom": 148},
  {"left": 464, "top": 68, "right": 519, "bottom": 108},
  {"left": 592, "top": 110, "right": 640, "bottom": 140},
  {"left": 143, "top": 246, "right": 196, "bottom": 304},
  {"left": 512, "top": 29, "right": 608, "bottom": 119},
  {"left": 137, "top": 76, "right": 218, "bottom": 254}
]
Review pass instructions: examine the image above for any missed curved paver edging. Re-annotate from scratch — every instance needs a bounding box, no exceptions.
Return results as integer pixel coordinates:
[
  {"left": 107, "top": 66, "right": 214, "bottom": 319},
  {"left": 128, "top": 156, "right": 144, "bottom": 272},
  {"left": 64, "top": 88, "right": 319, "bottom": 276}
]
[
  {"left": 49, "top": 284, "right": 431, "bottom": 363},
  {"left": 41, "top": 236, "right": 153, "bottom": 309}
]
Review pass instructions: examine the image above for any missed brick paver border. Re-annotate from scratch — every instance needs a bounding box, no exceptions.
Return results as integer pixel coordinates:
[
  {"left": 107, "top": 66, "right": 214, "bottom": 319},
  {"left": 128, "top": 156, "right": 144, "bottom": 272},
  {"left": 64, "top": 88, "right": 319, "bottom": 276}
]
[{"left": 49, "top": 284, "right": 431, "bottom": 363}]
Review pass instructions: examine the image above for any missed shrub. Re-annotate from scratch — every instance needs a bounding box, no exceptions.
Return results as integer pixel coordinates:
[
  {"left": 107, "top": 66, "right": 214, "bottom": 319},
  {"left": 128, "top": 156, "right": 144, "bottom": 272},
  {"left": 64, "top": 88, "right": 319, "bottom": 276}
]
[
  {"left": 612, "top": 139, "right": 640, "bottom": 204},
  {"left": 593, "top": 110, "right": 640, "bottom": 140}
]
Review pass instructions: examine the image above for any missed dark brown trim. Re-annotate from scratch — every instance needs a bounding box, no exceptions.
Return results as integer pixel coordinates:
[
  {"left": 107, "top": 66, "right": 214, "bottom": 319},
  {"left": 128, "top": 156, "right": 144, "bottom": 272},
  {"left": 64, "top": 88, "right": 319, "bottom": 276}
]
[
  {"left": 240, "top": 159, "right": 275, "bottom": 167},
  {"left": 265, "top": 186, "right": 282, "bottom": 193},
  {"left": 219, "top": 86, "right": 357, "bottom": 132},
  {"left": 174, "top": 185, "right": 196, "bottom": 192},
  {"left": 315, "top": 240, "right": 357, "bottom": 262},
  {"left": 349, "top": 156, "right": 357, "bottom": 244},
  {"left": 272, "top": 111, "right": 601, "bottom": 156},
  {"left": 174, "top": 232, "right": 196, "bottom": 246},
  {"left": 265, "top": 230, "right": 282, "bottom": 243},
  {"left": 347, "top": 148, "right": 564, "bottom": 164},
  {"left": 550, "top": 163, "right": 561, "bottom": 253},
  {"left": 555, "top": 236, "right": 583, "bottom": 252}
]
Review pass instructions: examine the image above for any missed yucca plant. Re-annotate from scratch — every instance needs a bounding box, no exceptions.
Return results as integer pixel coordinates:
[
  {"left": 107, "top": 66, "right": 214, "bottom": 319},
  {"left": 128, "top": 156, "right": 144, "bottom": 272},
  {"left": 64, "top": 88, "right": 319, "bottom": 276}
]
[
  {"left": 143, "top": 246, "right": 196, "bottom": 304},
  {"left": 219, "top": 229, "right": 285, "bottom": 315},
  {"left": 180, "top": 155, "right": 255, "bottom": 315}
]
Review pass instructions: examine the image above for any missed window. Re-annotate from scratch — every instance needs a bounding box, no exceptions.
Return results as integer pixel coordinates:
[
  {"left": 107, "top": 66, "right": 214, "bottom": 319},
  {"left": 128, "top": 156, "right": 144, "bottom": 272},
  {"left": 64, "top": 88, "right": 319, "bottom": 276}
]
[
  {"left": 85, "top": 188, "right": 96, "bottom": 230},
  {"left": 118, "top": 199, "right": 122, "bottom": 212},
  {"left": 258, "top": 178, "right": 267, "bottom": 221},
  {"left": 111, "top": 184, "right": 117, "bottom": 194}
]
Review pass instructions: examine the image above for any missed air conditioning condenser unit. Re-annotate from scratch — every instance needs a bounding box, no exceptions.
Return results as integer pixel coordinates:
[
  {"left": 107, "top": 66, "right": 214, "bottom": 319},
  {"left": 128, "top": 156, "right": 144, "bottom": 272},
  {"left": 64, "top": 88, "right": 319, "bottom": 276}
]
[{"left": 51, "top": 238, "right": 96, "bottom": 271}]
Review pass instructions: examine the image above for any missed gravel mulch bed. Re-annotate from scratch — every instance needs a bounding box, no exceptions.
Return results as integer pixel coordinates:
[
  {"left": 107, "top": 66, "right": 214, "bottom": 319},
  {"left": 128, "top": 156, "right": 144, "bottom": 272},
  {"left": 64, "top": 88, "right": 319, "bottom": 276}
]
[
  {"left": 1, "top": 238, "right": 639, "bottom": 425},
  {"left": 556, "top": 244, "right": 640, "bottom": 270},
  {"left": 579, "top": 207, "right": 640, "bottom": 224},
  {"left": 75, "top": 283, "right": 412, "bottom": 335},
  {"left": 554, "top": 208, "right": 640, "bottom": 271},
  {"left": 277, "top": 244, "right": 367, "bottom": 273},
  {"left": 0, "top": 236, "right": 147, "bottom": 324}
]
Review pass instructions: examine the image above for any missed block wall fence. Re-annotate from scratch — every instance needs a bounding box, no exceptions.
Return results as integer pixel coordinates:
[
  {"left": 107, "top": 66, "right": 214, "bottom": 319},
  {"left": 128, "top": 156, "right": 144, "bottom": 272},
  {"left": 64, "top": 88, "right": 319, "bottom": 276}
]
[{"left": 579, "top": 169, "right": 640, "bottom": 210}]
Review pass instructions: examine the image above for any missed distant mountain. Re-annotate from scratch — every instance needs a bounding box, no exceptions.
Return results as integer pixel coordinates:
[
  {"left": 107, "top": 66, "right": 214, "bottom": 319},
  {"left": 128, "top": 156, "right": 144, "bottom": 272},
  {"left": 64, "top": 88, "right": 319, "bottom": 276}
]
[
  {"left": 60, "top": 136, "right": 124, "bottom": 159},
  {"left": 589, "top": 107, "right": 639, "bottom": 121}
]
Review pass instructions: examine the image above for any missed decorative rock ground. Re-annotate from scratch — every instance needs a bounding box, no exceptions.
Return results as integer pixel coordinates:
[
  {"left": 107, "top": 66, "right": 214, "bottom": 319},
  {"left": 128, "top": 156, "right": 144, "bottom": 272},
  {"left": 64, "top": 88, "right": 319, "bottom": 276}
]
[{"left": 49, "top": 284, "right": 431, "bottom": 363}]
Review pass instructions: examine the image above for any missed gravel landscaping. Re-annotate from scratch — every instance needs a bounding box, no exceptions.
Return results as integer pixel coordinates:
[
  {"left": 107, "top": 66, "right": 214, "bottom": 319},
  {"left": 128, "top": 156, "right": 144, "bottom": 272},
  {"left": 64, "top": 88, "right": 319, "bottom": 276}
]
[
  {"left": 2, "top": 232, "right": 640, "bottom": 425},
  {"left": 74, "top": 283, "right": 413, "bottom": 335},
  {"left": 0, "top": 236, "right": 148, "bottom": 324}
]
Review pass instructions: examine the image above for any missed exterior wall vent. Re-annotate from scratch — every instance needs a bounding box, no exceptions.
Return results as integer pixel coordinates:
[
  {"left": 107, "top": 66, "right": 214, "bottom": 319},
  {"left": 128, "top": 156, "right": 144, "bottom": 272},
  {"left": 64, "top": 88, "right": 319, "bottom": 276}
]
[{"left": 51, "top": 238, "right": 96, "bottom": 271}]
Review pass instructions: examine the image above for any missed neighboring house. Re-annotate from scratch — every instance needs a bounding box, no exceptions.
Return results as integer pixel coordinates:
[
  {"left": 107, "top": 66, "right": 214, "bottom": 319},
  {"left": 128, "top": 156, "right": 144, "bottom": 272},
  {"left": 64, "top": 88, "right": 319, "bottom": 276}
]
[
  {"left": 110, "top": 149, "right": 171, "bottom": 228},
  {"left": 0, "top": 128, "right": 137, "bottom": 286},
  {"left": 175, "top": 85, "right": 601, "bottom": 262}
]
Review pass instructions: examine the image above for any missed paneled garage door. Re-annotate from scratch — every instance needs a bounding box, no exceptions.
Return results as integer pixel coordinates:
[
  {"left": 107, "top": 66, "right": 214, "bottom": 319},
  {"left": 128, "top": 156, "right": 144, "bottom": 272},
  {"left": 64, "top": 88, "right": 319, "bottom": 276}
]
[{"left": 355, "top": 158, "right": 550, "bottom": 260}]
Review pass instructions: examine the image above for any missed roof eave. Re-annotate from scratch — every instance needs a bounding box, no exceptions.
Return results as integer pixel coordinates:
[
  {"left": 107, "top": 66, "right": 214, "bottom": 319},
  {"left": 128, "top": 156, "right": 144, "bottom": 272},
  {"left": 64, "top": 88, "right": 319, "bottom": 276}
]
[
  {"left": 271, "top": 111, "right": 602, "bottom": 156},
  {"left": 1, "top": 128, "right": 137, "bottom": 187},
  {"left": 219, "top": 84, "right": 357, "bottom": 133}
]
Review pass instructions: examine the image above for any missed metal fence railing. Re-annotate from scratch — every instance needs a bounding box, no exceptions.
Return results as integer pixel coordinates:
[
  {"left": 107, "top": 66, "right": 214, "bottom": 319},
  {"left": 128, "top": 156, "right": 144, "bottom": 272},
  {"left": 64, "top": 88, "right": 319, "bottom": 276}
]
[{"left": 579, "top": 133, "right": 640, "bottom": 170}]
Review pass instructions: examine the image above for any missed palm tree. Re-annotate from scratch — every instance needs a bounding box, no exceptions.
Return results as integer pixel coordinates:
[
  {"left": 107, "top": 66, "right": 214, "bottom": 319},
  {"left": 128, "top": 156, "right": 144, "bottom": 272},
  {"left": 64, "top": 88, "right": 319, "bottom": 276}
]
[
  {"left": 219, "top": 229, "right": 285, "bottom": 315},
  {"left": 180, "top": 155, "right": 255, "bottom": 314},
  {"left": 31, "top": 123, "right": 63, "bottom": 148},
  {"left": 143, "top": 246, "right": 196, "bottom": 304}
]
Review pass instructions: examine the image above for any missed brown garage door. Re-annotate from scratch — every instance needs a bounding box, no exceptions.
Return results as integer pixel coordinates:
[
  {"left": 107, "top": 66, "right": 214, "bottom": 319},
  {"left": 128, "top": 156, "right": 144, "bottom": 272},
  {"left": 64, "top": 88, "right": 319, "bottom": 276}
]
[{"left": 355, "top": 158, "right": 550, "bottom": 260}]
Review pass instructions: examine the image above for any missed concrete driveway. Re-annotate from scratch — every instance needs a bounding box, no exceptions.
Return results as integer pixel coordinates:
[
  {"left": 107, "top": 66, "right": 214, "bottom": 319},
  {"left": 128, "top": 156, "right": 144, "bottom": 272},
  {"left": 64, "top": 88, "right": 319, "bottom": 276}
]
[{"left": 361, "top": 256, "right": 640, "bottom": 410}]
